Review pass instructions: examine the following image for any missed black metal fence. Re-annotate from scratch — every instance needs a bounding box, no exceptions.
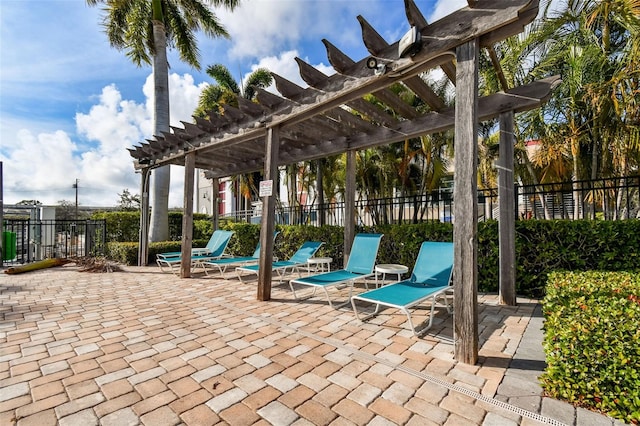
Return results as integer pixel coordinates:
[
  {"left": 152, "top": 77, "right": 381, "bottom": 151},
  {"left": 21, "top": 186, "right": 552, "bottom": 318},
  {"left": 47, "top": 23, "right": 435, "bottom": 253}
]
[
  {"left": 222, "top": 175, "right": 640, "bottom": 226},
  {"left": 2, "top": 220, "right": 107, "bottom": 264}
]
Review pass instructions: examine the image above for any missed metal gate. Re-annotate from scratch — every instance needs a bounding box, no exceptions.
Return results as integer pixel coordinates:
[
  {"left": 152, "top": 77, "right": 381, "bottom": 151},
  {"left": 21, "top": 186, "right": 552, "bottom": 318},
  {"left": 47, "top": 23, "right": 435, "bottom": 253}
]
[{"left": 2, "top": 219, "right": 107, "bottom": 264}]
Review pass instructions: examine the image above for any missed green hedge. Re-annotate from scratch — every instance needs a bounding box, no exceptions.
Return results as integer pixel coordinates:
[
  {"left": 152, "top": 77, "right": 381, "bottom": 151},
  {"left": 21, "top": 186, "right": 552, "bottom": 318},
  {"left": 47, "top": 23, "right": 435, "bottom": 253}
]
[
  {"left": 107, "top": 220, "right": 640, "bottom": 298},
  {"left": 91, "top": 211, "right": 213, "bottom": 242},
  {"left": 476, "top": 220, "right": 640, "bottom": 297},
  {"left": 541, "top": 271, "right": 640, "bottom": 423}
]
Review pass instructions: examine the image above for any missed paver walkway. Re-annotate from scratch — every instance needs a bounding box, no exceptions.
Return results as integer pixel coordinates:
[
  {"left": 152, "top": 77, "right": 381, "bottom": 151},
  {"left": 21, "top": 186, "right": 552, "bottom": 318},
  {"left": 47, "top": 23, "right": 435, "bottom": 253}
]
[{"left": 0, "top": 264, "right": 624, "bottom": 425}]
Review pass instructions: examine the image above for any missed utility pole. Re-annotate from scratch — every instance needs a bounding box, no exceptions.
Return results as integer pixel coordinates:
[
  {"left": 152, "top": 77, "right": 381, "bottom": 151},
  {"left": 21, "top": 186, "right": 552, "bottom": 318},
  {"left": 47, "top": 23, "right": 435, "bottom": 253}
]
[{"left": 73, "top": 179, "right": 78, "bottom": 220}]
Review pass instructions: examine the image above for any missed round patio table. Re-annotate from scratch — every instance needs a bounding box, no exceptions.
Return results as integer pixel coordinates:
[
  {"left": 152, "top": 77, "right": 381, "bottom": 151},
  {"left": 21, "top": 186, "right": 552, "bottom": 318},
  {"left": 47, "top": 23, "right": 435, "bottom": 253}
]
[
  {"left": 307, "top": 257, "right": 332, "bottom": 273},
  {"left": 375, "top": 263, "right": 409, "bottom": 287}
]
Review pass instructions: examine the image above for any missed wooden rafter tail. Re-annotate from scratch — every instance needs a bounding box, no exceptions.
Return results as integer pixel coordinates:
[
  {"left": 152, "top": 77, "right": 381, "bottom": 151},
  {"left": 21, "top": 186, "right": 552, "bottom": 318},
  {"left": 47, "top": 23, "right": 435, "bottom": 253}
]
[
  {"left": 402, "top": 0, "right": 456, "bottom": 84},
  {"left": 322, "top": 39, "right": 356, "bottom": 75},
  {"left": 127, "top": 146, "right": 144, "bottom": 159},
  {"left": 404, "top": 0, "right": 428, "bottom": 30},
  {"left": 193, "top": 116, "right": 216, "bottom": 132},
  {"left": 220, "top": 103, "right": 245, "bottom": 122},
  {"left": 272, "top": 73, "right": 307, "bottom": 102},
  {"left": 139, "top": 143, "right": 154, "bottom": 156},
  {"left": 357, "top": 15, "right": 389, "bottom": 56},
  {"left": 295, "top": 57, "right": 329, "bottom": 90},
  {"left": 180, "top": 121, "right": 206, "bottom": 138},
  {"left": 171, "top": 126, "right": 189, "bottom": 139},
  {"left": 236, "top": 96, "right": 267, "bottom": 118},
  {"left": 326, "top": 35, "right": 427, "bottom": 117},
  {"left": 157, "top": 133, "right": 183, "bottom": 156},
  {"left": 255, "top": 88, "right": 286, "bottom": 109},
  {"left": 207, "top": 111, "right": 231, "bottom": 128},
  {"left": 150, "top": 135, "right": 167, "bottom": 151},
  {"left": 160, "top": 131, "right": 184, "bottom": 148},
  {"left": 358, "top": 4, "right": 445, "bottom": 110}
]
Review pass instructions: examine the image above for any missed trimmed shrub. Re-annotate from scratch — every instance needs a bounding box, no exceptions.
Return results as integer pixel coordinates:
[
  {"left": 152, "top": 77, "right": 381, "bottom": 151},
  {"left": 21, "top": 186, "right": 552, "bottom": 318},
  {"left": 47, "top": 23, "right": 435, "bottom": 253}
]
[
  {"left": 92, "top": 210, "right": 213, "bottom": 242},
  {"left": 474, "top": 220, "right": 640, "bottom": 297},
  {"left": 541, "top": 271, "right": 640, "bottom": 424},
  {"left": 92, "top": 211, "right": 140, "bottom": 242},
  {"left": 106, "top": 242, "right": 139, "bottom": 265},
  {"left": 107, "top": 219, "right": 640, "bottom": 299},
  {"left": 274, "top": 225, "right": 344, "bottom": 267},
  {"left": 373, "top": 221, "right": 454, "bottom": 268}
]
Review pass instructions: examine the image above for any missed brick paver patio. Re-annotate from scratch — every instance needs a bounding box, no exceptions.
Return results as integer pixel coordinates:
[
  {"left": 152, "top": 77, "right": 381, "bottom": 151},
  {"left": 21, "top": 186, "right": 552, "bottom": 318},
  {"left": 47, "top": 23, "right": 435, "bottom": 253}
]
[{"left": 0, "top": 264, "right": 618, "bottom": 425}]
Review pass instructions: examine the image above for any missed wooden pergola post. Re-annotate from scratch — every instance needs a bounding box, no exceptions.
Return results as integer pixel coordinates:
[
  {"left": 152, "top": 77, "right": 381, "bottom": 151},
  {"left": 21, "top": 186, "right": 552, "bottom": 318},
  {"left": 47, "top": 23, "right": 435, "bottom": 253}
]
[
  {"left": 257, "top": 126, "right": 280, "bottom": 301},
  {"left": 180, "top": 152, "right": 195, "bottom": 278},
  {"left": 453, "top": 39, "right": 479, "bottom": 364},
  {"left": 138, "top": 167, "right": 151, "bottom": 266},
  {"left": 499, "top": 111, "right": 517, "bottom": 305},
  {"left": 344, "top": 150, "right": 356, "bottom": 264}
]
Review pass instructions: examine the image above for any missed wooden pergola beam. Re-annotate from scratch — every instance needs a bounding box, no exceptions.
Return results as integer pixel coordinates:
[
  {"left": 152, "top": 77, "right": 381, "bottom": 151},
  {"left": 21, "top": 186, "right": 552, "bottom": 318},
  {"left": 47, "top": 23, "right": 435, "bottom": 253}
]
[{"left": 190, "top": 76, "right": 558, "bottom": 178}]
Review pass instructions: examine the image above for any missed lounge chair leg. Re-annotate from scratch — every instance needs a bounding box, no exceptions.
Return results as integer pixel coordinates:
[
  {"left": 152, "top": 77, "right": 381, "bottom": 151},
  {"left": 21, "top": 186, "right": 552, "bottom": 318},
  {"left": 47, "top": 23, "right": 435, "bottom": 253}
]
[
  {"left": 322, "top": 287, "right": 334, "bottom": 309},
  {"left": 289, "top": 283, "right": 318, "bottom": 301},
  {"left": 351, "top": 299, "right": 383, "bottom": 321}
]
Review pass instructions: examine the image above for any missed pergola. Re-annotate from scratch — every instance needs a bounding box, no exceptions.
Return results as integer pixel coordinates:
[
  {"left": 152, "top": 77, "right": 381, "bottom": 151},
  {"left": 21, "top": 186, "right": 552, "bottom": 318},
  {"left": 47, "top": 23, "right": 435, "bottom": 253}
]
[{"left": 129, "top": 0, "right": 558, "bottom": 364}]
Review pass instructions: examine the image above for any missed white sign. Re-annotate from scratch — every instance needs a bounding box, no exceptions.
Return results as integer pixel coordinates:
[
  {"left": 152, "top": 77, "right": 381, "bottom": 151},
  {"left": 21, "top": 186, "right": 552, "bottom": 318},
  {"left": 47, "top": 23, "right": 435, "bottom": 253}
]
[{"left": 259, "top": 180, "right": 273, "bottom": 197}]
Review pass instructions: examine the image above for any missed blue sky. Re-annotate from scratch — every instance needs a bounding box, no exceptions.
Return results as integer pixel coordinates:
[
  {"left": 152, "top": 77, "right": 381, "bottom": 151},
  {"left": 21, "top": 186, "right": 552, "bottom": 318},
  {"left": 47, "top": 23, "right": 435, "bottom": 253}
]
[{"left": 0, "top": 0, "right": 464, "bottom": 207}]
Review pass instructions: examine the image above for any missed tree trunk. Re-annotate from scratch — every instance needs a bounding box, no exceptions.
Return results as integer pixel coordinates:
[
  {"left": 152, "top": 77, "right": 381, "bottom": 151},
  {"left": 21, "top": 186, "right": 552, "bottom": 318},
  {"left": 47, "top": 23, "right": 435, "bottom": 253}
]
[
  {"left": 149, "top": 19, "right": 171, "bottom": 242},
  {"left": 4, "top": 258, "right": 71, "bottom": 275}
]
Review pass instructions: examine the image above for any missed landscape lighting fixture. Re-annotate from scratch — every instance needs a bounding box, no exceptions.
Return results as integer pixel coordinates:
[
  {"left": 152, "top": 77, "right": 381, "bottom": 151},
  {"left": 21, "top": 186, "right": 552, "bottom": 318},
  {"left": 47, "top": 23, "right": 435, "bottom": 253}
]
[{"left": 366, "top": 57, "right": 387, "bottom": 76}]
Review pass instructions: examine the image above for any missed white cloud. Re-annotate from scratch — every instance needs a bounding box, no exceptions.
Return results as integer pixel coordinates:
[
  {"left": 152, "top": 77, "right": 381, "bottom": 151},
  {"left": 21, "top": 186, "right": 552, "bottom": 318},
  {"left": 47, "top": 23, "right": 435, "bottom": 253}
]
[
  {"left": 1, "top": 0, "right": 500, "bottom": 210},
  {"left": 76, "top": 84, "right": 149, "bottom": 155},
  {"left": 3, "top": 73, "right": 204, "bottom": 208},
  {"left": 429, "top": 0, "right": 466, "bottom": 22},
  {"left": 249, "top": 50, "right": 334, "bottom": 90},
  {"left": 3, "top": 130, "right": 79, "bottom": 202},
  {"left": 214, "top": 0, "right": 391, "bottom": 61}
]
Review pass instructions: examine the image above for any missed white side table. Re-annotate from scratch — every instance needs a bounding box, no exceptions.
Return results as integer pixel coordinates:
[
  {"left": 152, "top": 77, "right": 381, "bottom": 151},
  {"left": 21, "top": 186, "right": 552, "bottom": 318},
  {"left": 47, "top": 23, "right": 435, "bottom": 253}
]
[
  {"left": 375, "top": 264, "right": 409, "bottom": 286},
  {"left": 307, "top": 257, "right": 332, "bottom": 273}
]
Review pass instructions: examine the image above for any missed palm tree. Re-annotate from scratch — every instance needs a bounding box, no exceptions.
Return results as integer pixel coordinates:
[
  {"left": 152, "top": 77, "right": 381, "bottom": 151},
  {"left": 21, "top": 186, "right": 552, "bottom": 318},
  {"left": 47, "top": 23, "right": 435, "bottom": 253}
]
[
  {"left": 194, "top": 64, "right": 273, "bottom": 212},
  {"left": 87, "top": 0, "right": 239, "bottom": 242},
  {"left": 194, "top": 63, "right": 272, "bottom": 117}
]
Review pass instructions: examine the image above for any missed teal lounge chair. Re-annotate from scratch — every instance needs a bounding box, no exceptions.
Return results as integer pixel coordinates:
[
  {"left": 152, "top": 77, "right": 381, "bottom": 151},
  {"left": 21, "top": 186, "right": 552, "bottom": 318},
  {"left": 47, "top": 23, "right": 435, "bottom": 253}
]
[
  {"left": 156, "top": 230, "right": 234, "bottom": 274},
  {"left": 351, "top": 241, "right": 454, "bottom": 336},
  {"left": 202, "top": 231, "right": 280, "bottom": 277},
  {"left": 236, "top": 241, "right": 323, "bottom": 283},
  {"left": 289, "top": 233, "right": 384, "bottom": 308}
]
